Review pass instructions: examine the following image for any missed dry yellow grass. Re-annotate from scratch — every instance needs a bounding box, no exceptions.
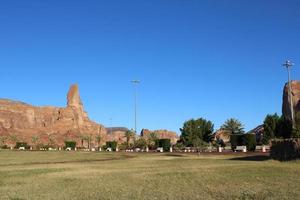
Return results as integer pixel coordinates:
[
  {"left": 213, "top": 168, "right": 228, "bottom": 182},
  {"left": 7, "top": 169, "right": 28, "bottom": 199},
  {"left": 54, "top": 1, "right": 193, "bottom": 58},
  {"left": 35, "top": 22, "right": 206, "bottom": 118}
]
[{"left": 0, "top": 151, "right": 299, "bottom": 200}]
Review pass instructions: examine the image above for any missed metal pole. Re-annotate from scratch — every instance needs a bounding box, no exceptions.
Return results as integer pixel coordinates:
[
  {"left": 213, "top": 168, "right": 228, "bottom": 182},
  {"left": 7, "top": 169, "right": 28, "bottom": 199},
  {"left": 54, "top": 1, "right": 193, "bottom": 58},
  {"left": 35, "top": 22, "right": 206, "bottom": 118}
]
[
  {"left": 110, "top": 117, "right": 113, "bottom": 134},
  {"left": 283, "top": 60, "right": 295, "bottom": 127},
  {"left": 131, "top": 80, "right": 140, "bottom": 134}
]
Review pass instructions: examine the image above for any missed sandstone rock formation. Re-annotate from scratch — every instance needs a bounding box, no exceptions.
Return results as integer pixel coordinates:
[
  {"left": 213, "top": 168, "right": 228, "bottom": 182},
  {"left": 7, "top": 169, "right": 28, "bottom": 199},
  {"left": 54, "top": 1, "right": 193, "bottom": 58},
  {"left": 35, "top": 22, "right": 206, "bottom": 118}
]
[
  {"left": 141, "top": 129, "right": 179, "bottom": 144},
  {"left": 0, "top": 84, "right": 107, "bottom": 148},
  {"left": 106, "top": 127, "right": 130, "bottom": 144},
  {"left": 282, "top": 81, "right": 300, "bottom": 120},
  {"left": 212, "top": 129, "right": 231, "bottom": 143}
]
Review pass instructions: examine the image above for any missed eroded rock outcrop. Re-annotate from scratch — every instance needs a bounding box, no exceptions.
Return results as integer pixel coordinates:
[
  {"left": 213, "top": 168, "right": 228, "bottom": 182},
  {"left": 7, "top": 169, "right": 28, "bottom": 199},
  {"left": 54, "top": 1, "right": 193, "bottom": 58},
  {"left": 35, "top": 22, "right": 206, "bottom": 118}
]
[
  {"left": 106, "top": 127, "right": 130, "bottom": 144},
  {"left": 282, "top": 81, "right": 300, "bottom": 120},
  {"left": 0, "top": 84, "right": 107, "bottom": 148},
  {"left": 141, "top": 129, "right": 179, "bottom": 144}
]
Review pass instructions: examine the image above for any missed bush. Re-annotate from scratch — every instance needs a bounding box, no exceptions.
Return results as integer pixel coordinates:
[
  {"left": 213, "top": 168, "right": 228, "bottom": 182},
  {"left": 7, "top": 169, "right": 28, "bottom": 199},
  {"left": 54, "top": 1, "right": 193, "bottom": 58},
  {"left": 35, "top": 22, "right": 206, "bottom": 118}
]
[
  {"left": 158, "top": 139, "right": 171, "bottom": 151},
  {"left": 270, "top": 139, "right": 300, "bottom": 161},
  {"left": 230, "top": 134, "right": 256, "bottom": 151},
  {"left": 134, "top": 138, "right": 147, "bottom": 149},
  {"left": 0, "top": 145, "right": 8, "bottom": 149},
  {"left": 174, "top": 142, "right": 184, "bottom": 151},
  {"left": 15, "top": 142, "right": 30, "bottom": 149},
  {"left": 216, "top": 138, "right": 226, "bottom": 148},
  {"left": 64, "top": 141, "right": 76, "bottom": 150},
  {"left": 230, "top": 135, "right": 242, "bottom": 151},
  {"left": 106, "top": 141, "right": 117, "bottom": 151},
  {"left": 242, "top": 134, "right": 256, "bottom": 151}
]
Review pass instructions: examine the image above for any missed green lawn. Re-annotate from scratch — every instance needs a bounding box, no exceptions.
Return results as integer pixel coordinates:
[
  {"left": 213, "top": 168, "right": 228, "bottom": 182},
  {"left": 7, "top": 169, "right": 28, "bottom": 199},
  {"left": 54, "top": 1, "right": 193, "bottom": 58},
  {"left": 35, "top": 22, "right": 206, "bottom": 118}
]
[{"left": 0, "top": 151, "right": 299, "bottom": 200}]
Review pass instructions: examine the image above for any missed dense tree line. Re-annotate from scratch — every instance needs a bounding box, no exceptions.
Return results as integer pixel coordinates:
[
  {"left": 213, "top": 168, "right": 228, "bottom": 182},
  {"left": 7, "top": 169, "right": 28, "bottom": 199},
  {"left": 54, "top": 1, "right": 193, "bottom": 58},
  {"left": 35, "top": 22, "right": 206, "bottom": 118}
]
[{"left": 262, "top": 113, "right": 300, "bottom": 144}]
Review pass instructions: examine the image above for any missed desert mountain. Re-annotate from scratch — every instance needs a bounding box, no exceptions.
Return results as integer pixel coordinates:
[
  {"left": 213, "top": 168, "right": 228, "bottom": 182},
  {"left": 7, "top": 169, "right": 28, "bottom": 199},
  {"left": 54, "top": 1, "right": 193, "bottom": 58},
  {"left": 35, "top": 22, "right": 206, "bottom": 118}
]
[{"left": 0, "top": 84, "right": 107, "bottom": 148}]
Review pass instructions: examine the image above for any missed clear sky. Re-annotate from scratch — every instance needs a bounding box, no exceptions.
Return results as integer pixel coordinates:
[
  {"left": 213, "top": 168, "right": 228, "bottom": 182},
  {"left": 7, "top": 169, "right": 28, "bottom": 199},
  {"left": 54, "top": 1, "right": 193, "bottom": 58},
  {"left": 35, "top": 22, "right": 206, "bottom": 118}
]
[{"left": 0, "top": 0, "right": 300, "bottom": 134}]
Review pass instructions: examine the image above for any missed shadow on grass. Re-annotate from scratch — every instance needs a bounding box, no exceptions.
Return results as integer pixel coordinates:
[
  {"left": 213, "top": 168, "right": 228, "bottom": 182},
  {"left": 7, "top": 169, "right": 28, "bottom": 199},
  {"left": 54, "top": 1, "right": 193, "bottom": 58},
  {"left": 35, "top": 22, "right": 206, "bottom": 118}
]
[
  {"left": 162, "top": 153, "right": 187, "bottom": 157},
  {"left": 229, "top": 155, "right": 271, "bottom": 161},
  {"left": 0, "top": 154, "right": 137, "bottom": 167}
]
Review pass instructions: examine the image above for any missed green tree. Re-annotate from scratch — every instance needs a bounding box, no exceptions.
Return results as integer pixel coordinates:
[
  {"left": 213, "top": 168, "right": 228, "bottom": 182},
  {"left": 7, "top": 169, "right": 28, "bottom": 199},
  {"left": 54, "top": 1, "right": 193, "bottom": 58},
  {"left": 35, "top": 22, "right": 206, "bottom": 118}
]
[
  {"left": 192, "top": 137, "right": 209, "bottom": 152},
  {"left": 0, "top": 135, "right": 7, "bottom": 146},
  {"left": 95, "top": 135, "right": 102, "bottom": 147},
  {"left": 125, "top": 129, "right": 135, "bottom": 147},
  {"left": 134, "top": 137, "right": 147, "bottom": 149},
  {"left": 31, "top": 135, "right": 39, "bottom": 149},
  {"left": 180, "top": 118, "right": 214, "bottom": 147},
  {"left": 157, "top": 139, "right": 171, "bottom": 151},
  {"left": 292, "top": 112, "right": 300, "bottom": 138},
  {"left": 80, "top": 135, "right": 89, "bottom": 148},
  {"left": 48, "top": 134, "right": 56, "bottom": 147},
  {"left": 276, "top": 116, "right": 293, "bottom": 138},
  {"left": 262, "top": 113, "right": 280, "bottom": 144},
  {"left": 146, "top": 132, "right": 159, "bottom": 150},
  {"left": 221, "top": 118, "right": 244, "bottom": 135},
  {"left": 10, "top": 134, "right": 19, "bottom": 144}
]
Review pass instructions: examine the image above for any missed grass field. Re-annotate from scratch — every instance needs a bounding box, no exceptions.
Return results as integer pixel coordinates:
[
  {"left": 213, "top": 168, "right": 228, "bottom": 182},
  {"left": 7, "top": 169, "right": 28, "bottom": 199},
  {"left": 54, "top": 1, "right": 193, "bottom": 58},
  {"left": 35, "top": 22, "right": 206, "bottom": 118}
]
[{"left": 0, "top": 151, "right": 300, "bottom": 200}]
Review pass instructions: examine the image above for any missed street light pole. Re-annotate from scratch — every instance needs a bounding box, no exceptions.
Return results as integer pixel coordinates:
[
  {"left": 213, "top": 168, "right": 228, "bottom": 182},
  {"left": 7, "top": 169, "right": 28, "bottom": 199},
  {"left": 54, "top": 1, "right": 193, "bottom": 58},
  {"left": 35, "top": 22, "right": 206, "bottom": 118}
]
[
  {"left": 131, "top": 80, "right": 140, "bottom": 134},
  {"left": 110, "top": 117, "right": 113, "bottom": 134},
  {"left": 282, "top": 60, "right": 295, "bottom": 127}
]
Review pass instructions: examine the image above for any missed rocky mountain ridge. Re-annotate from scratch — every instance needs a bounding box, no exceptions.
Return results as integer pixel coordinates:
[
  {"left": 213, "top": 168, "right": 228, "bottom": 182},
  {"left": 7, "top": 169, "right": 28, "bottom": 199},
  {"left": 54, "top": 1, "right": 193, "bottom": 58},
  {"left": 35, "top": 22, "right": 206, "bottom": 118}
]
[{"left": 0, "top": 84, "right": 107, "bottom": 148}]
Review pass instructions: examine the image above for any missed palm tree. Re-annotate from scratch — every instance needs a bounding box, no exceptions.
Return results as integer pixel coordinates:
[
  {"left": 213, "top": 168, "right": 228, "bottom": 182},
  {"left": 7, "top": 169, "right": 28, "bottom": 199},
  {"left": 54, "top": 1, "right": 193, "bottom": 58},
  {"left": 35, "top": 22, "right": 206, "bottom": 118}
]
[
  {"left": 31, "top": 135, "right": 39, "bottom": 150},
  {"left": 10, "top": 134, "right": 19, "bottom": 145},
  {"left": 221, "top": 118, "right": 244, "bottom": 135},
  {"left": 147, "top": 132, "right": 159, "bottom": 150},
  {"left": 46, "top": 133, "right": 56, "bottom": 148},
  {"left": 0, "top": 135, "right": 7, "bottom": 146},
  {"left": 125, "top": 129, "right": 134, "bottom": 147},
  {"left": 80, "top": 135, "right": 89, "bottom": 148},
  {"left": 95, "top": 135, "right": 102, "bottom": 147}
]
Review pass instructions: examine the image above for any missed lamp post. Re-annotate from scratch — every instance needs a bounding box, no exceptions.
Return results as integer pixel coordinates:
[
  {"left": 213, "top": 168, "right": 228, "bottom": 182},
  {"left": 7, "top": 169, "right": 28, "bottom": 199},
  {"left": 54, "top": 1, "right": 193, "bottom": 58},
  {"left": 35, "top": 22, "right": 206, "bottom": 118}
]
[
  {"left": 110, "top": 117, "right": 113, "bottom": 134},
  {"left": 282, "top": 60, "right": 295, "bottom": 127},
  {"left": 131, "top": 80, "right": 140, "bottom": 134}
]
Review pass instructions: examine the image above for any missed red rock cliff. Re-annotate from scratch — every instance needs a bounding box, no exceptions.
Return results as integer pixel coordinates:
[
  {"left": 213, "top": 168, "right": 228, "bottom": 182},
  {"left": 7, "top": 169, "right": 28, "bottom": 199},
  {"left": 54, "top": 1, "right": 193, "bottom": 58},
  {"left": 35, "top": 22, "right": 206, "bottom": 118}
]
[{"left": 0, "top": 84, "right": 107, "bottom": 148}]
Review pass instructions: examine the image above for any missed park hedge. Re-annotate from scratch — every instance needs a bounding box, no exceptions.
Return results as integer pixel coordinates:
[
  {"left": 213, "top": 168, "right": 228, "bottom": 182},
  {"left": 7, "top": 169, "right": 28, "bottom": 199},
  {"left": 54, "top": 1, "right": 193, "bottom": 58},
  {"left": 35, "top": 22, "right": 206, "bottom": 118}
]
[
  {"left": 158, "top": 139, "right": 171, "bottom": 151},
  {"left": 243, "top": 134, "right": 257, "bottom": 151},
  {"left": 15, "top": 142, "right": 30, "bottom": 149},
  {"left": 106, "top": 141, "right": 118, "bottom": 151},
  {"left": 270, "top": 139, "right": 300, "bottom": 161},
  {"left": 230, "top": 134, "right": 256, "bottom": 151},
  {"left": 64, "top": 141, "right": 76, "bottom": 150}
]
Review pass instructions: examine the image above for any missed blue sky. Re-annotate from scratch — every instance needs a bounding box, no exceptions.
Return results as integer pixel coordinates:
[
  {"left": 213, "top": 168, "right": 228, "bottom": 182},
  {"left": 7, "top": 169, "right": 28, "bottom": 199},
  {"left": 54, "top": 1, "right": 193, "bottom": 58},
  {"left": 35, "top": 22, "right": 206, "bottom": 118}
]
[{"left": 0, "top": 0, "right": 300, "bottom": 134}]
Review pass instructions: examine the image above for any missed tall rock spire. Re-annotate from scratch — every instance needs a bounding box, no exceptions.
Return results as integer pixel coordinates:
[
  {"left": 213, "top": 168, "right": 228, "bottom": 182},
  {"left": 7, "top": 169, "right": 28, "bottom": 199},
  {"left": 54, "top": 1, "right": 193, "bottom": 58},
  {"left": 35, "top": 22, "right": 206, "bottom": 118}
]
[
  {"left": 282, "top": 80, "right": 300, "bottom": 120},
  {"left": 67, "top": 84, "right": 88, "bottom": 126},
  {"left": 67, "top": 84, "right": 83, "bottom": 108}
]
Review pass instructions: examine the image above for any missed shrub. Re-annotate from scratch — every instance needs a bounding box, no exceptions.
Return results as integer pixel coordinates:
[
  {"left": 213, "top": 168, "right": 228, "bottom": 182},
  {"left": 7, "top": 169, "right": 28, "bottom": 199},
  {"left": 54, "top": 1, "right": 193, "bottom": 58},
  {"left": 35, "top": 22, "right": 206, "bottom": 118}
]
[
  {"left": 230, "top": 135, "right": 242, "bottom": 151},
  {"left": 242, "top": 134, "right": 256, "bottom": 151},
  {"left": 174, "top": 142, "right": 184, "bottom": 151},
  {"left": 106, "top": 141, "right": 117, "bottom": 151},
  {"left": 216, "top": 138, "right": 226, "bottom": 148},
  {"left": 270, "top": 139, "right": 300, "bottom": 161},
  {"left": 276, "top": 117, "right": 293, "bottom": 138},
  {"left": 15, "top": 142, "right": 30, "bottom": 149},
  {"left": 158, "top": 139, "right": 171, "bottom": 151},
  {"left": 0, "top": 145, "right": 8, "bottom": 149},
  {"left": 230, "top": 134, "right": 256, "bottom": 151},
  {"left": 134, "top": 138, "right": 147, "bottom": 149},
  {"left": 64, "top": 141, "right": 76, "bottom": 150}
]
